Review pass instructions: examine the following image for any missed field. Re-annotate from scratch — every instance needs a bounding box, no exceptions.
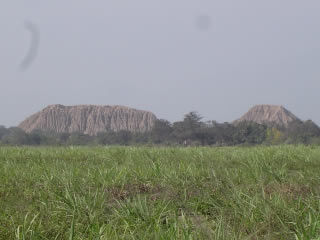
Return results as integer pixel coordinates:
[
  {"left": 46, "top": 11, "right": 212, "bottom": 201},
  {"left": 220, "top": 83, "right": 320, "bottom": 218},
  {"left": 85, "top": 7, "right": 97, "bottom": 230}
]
[{"left": 1, "top": 146, "right": 320, "bottom": 239}]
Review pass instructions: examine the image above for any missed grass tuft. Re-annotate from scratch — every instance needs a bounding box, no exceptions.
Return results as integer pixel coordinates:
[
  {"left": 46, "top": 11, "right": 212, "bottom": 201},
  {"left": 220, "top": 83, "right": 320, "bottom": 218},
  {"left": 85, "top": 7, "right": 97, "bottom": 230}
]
[{"left": 0, "top": 145, "right": 320, "bottom": 239}]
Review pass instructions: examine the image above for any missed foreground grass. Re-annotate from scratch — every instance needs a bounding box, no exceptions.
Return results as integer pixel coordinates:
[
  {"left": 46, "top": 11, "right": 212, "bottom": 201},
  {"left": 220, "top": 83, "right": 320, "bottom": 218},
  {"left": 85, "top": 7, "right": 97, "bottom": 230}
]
[{"left": 0, "top": 146, "right": 320, "bottom": 239}]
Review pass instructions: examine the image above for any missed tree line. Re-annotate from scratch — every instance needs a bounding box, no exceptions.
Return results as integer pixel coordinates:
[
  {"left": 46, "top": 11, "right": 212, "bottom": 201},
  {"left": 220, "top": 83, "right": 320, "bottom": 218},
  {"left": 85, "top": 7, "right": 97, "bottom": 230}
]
[{"left": 1, "top": 112, "right": 320, "bottom": 146}]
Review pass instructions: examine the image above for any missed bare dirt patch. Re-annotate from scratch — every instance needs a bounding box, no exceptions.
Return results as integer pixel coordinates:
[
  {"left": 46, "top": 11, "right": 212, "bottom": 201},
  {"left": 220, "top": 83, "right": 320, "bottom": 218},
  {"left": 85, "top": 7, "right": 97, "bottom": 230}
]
[{"left": 264, "top": 183, "right": 311, "bottom": 198}]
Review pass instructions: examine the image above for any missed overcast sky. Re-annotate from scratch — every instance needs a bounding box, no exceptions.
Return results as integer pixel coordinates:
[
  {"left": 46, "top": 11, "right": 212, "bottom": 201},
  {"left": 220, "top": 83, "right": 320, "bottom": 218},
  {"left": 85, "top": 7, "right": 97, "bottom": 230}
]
[{"left": 1, "top": 0, "right": 319, "bottom": 127}]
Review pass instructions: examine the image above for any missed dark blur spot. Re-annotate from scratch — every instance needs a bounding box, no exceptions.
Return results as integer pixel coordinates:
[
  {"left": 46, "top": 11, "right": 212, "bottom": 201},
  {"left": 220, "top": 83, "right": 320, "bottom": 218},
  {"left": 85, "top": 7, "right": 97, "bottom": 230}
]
[
  {"left": 195, "top": 15, "right": 212, "bottom": 31},
  {"left": 19, "top": 21, "right": 40, "bottom": 71}
]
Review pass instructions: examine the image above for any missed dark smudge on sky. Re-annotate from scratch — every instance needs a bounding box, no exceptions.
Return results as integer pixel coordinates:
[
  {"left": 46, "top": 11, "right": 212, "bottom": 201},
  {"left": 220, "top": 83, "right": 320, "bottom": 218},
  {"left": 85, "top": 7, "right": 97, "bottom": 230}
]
[
  {"left": 195, "top": 15, "right": 212, "bottom": 31},
  {"left": 19, "top": 21, "right": 40, "bottom": 71}
]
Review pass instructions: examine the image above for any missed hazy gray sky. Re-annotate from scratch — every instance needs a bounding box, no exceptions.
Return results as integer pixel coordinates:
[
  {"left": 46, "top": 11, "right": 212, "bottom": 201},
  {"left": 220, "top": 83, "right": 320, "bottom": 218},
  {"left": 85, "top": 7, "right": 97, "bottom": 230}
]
[{"left": 1, "top": 0, "right": 319, "bottom": 127}]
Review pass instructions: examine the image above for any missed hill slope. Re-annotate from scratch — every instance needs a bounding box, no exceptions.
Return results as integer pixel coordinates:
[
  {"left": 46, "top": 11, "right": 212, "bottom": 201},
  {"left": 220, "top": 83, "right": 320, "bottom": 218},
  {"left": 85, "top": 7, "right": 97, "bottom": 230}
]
[
  {"left": 19, "top": 104, "right": 157, "bottom": 135},
  {"left": 233, "top": 105, "right": 301, "bottom": 128}
]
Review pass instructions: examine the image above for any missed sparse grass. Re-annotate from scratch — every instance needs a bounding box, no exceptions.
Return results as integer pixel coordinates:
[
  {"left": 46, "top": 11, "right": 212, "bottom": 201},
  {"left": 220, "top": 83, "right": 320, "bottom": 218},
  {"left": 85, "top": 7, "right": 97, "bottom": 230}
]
[{"left": 1, "top": 146, "right": 320, "bottom": 239}]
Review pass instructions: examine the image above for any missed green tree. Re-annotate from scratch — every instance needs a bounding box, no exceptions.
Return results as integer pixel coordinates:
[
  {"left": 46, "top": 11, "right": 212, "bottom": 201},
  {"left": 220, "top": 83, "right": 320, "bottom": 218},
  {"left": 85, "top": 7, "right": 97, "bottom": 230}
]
[
  {"left": 2, "top": 127, "right": 30, "bottom": 145},
  {"left": 286, "top": 120, "right": 320, "bottom": 144},
  {"left": 0, "top": 126, "right": 9, "bottom": 141},
  {"left": 233, "top": 122, "right": 267, "bottom": 145},
  {"left": 173, "top": 111, "right": 203, "bottom": 143},
  {"left": 150, "top": 119, "right": 173, "bottom": 144},
  {"left": 67, "top": 132, "right": 93, "bottom": 145},
  {"left": 266, "top": 128, "right": 284, "bottom": 145},
  {"left": 114, "top": 130, "right": 132, "bottom": 145}
]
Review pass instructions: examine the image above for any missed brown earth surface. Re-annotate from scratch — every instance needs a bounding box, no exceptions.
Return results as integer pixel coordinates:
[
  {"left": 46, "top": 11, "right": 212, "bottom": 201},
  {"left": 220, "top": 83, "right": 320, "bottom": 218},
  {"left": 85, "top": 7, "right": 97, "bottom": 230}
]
[
  {"left": 19, "top": 104, "right": 157, "bottom": 135},
  {"left": 233, "top": 105, "right": 301, "bottom": 127}
]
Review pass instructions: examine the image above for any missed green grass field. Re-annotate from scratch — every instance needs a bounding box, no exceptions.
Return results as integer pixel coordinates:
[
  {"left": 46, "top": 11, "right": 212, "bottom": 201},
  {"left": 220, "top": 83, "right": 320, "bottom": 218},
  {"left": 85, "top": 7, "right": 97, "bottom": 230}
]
[{"left": 1, "top": 146, "right": 320, "bottom": 239}]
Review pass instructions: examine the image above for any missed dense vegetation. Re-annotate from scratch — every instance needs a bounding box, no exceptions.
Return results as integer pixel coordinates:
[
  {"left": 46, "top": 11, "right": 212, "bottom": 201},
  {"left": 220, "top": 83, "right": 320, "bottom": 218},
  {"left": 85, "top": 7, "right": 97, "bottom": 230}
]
[
  {"left": 1, "top": 112, "right": 320, "bottom": 146},
  {"left": 1, "top": 146, "right": 320, "bottom": 239}
]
